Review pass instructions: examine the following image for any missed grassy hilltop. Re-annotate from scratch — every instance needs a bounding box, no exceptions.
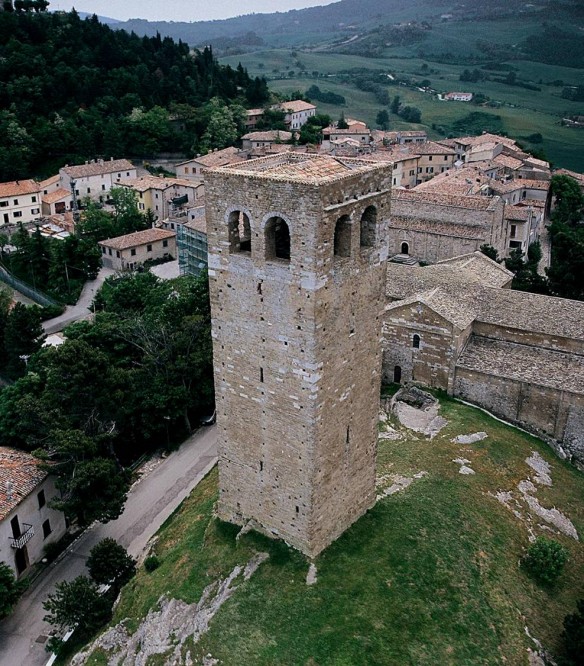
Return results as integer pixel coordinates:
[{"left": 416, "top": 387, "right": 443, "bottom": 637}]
[{"left": 80, "top": 395, "right": 583, "bottom": 665}]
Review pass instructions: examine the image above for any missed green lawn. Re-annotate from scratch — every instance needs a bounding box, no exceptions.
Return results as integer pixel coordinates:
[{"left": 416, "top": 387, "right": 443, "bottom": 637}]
[{"left": 84, "top": 395, "right": 584, "bottom": 665}]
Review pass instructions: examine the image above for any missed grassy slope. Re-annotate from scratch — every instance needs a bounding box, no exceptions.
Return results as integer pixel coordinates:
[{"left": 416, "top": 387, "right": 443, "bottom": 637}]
[
  {"left": 222, "top": 48, "right": 584, "bottom": 171},
  {"left": 87, "top": 396, "right": 584, "bottom": 666}
]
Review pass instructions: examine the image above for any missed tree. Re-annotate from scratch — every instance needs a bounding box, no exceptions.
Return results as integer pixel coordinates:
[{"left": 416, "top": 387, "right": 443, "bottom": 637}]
[
  {"left": 391, "top": 95, "right": 401, "bottom": 115},
  {"left": 3, "top": 302, "right": 45, "bottom": 379},
  {"left": 563, "top": 600, "right": 584, "bottom": 664},
  {"left": 337, "top": 113, "right": 348, "bottom": 129},
  {"left": 200, "top": 98, "right": 245, "bottom": 153},
  {"left": 50, "top": 455, "right": 129, "bottom": 526},
  {"left": 0, "top": 563, "right": 27, "bottom": 618},
  {"left": 547, "top": 222, "right": 584, "bottom": 300},
  {"left": 87, "top": 538, "right": 136, "bottom": 589},
  {"left": 399, "top": 106, "right": 422, "bottom": 123},
  {"left": 550, "top": 174, "right": 584, "bottom": 226},
  {"left": 298, "top": 115, "right": 330, "bottom": 145},
  {"left": 504, "top": 244, "right": 549, "bottom": 295},
  {"left": 479, "top": 244, "right": 499, "bottom": 262},
  {"left": 43, "top": 576, "right": 111, "bottom": 636},
  {"left": 376, "top": 109, "right": 389, "bottom": 130},
  {"left": 521, "top": 536, "right": 568, "bottom": 585}
]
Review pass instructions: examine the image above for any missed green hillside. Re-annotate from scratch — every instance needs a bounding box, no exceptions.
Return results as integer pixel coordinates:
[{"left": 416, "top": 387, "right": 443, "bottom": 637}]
[
  {"left": 221, "top": 48, "right": 584, "bottom": 171},
  {"left": 79, "top": 394, "right": 584, "bottom": 665}
]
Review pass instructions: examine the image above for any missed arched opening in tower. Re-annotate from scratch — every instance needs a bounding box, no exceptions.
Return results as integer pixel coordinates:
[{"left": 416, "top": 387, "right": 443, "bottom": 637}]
[
  {"left": 228, "top": 210, "right": 251, "bottom": 254},
  {"left": 334, "top": 215, "right": 352, "bottom": 258},
  {"left": 265, "top": 216, "right": 290, "bottom": 261},
  {"left": 360, "top": 205, "right": 377, "bottom": 248}
]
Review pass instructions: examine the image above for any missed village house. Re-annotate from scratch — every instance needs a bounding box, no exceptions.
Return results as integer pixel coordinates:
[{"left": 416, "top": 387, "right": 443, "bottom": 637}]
[
  {"left": 39, "top": 174, "right": 61, "bottom": 197},
  {"left": 119, "top": 176, "right": 203, "bottom": 221},
  {"left": 321, "top": 125, "right": 372, "bottom": 151},
  {"left": 444, "top": 92, "right": 473, "bottom": 102},
  {"left": 276, "top": 99, "right": 316, "bottom": 129},
  {"left": 174, "top": 147, "right": 244, "bottom": 181},
  {"left": 241, "top": 130, "right": 292, "bottom": 151},
  {"left": 505, "top": 204, "right": 543, "bottom": 254},
  {"left": 244, "top": 108, "right": 265, "bottom": 130},
  {"left": 441, "top": 133, "right": 518, "bottom": 163},
  {"left": 59, "top": 158, "right": 137, "bottom": 203},
  {"left": 412, "top": 141, "right": 457, "bottom": 183},
  {"left": 99, "top": 227, "right": 176, "bottom": 271},
  {"left": 0, "top": 448, "right": 67, "bottom": 579},
  {"left": 0, "top": 180, "right": 42, "bottom": 226},
  {"left": 372, "top": 130, "right": 428, "bottom": 145}
]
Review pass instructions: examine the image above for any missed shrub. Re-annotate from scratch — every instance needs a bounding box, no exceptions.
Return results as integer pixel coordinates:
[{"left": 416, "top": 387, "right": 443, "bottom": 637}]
[
  {"left": 521, "top": 537, "right": 568, "bottom": 585},
  {"left": 43, "top": 575, "right": 112, "bottom": 638},
  {"left": 563, "top": 599, "right": 584, "bottom": 664},
  {"left": 0, "top": 563, "right": 27, "bottom": 618},
  {"left": 144, "top": 555, "right": 161, "bottom": 572},
  {"left": 87, "top": 538, "right": 136, "bottom": 589}
]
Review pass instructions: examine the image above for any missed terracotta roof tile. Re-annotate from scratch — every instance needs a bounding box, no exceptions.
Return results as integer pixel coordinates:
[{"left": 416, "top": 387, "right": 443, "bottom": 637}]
[
  {"left": 211, "top": 153, "right": 390, "bottom": 185},
  {"left": 0, "top": 179, "right": 40, "bottom": 198},
  {"left": 42, "top": 188, "right": 70, "bottom": 204},
  {"left": 0, "top": 447, "right": 47, "bottom": 521},
  {"left": 40, "top": 174, "right": 60, "bottom": 188},
  {"left": 393, "top": 188, "right": 497, "bottom": 211},
  {"left": 61, "top": 159, "right": 135, "bottom": 179},
  {"left": 278, "top": 100, "right": 316, "bottom": 113},
  {"left": 457, "top": 337, "right": 584, "bottom": 394},
  {"left": 99, "top": 228, "right": 176, "bottom": 251},
  {"left": 242, "top": 130, "right": 292, "bottom": 142}
]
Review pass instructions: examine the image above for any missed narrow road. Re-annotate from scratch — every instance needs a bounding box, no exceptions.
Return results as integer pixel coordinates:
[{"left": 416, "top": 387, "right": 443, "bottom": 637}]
[
  {"left": 42, "top": 266, "right": 116, "bottom": 335},
  {"left": 0, "top": 426, "right": 218, "bottom": 666}
]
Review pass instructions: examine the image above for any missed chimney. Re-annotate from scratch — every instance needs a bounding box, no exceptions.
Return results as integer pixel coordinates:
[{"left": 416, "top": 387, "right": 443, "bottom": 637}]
[{"left": 6, "top": 481, "right": 13, "bottom": 500}]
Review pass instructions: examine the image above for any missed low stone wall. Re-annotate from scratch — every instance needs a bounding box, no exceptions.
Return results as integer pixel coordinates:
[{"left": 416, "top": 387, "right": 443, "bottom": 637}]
[{"left": 453, "top": 367, "right": 584, "bottom": 468}]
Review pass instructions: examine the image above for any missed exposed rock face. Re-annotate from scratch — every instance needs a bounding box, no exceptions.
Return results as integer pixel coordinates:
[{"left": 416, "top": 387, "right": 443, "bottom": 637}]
[{"left": 72, "top": 553, "right": 269, "bottom": 665}]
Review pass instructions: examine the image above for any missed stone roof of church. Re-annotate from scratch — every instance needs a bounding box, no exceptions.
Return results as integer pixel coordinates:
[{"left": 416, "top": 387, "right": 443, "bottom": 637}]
[
  {"left": 393, "top": 188, "right": 499, "bottom": 211},
  {"left": 457, "top": 337, "right": 584, "bottom": 394},
  {"left": 386, "top": 253, "right": 584, "bottom": 342},
  {"left": 389, "top": 216, "right": 485, "bottom": 239}
]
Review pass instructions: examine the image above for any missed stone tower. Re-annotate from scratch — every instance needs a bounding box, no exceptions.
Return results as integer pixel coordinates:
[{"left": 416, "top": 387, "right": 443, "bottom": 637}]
[{"left": 205, "top": 153, "right": 392, "bottom": 558}]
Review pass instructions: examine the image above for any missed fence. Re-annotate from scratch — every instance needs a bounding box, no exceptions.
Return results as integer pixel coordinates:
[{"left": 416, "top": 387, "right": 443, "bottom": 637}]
[{"left": 0, "top": 264, "right": 60, "bottom": 307}]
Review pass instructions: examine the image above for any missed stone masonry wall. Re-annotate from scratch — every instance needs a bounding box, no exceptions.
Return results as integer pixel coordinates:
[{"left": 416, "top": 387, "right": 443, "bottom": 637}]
[
  {"left": 205, "top": 161, "right": 391, "bottom": 557},
  {"left": 381, "top": 303, "right": 460, "bottom": 389},
  {"left": 389, "top": 195, "right": 507, "bottom": 261},
  {"left": 453, "top": 368, "right": 584, "bottom": 467}
]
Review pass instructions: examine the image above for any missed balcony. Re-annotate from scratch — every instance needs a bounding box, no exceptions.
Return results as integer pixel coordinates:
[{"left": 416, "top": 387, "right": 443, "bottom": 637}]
[{"left": 10, "top": 524, "right": 34, "bottom": 549}]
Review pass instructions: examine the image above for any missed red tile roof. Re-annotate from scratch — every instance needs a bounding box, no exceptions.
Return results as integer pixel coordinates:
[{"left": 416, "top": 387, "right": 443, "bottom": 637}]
[
  {"left": 0, "top": 448, "right": 47, "bottom": 521},
  {"left": 0, "top": 179, "right": 40, "bottom": 199},
  {"left": 99, "top": 228, "right": 176, "bottom": 251}
]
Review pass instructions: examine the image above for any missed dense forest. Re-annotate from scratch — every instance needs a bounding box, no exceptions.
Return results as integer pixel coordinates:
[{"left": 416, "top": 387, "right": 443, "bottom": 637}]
[
  {"left": 0, "top": 7, "right": 269, "bottom": 179},
  {"left": 0, "top": 271, "right": 214, "bottom": 525}
]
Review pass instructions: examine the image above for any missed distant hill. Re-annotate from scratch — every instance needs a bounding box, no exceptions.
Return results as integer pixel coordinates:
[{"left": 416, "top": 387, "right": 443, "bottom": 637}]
[
  {"left": 51, "top": 10, "right": 120, "bottom": 24},
  {"left": 107, "top": 0, "right": 581, "bottom": 51}
]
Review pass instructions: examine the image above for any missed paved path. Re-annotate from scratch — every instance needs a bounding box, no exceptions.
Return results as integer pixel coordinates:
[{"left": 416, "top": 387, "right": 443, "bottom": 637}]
[
  {"left": 42, "top": 267, "right": 116, "bottom": 335},
  {"left": 0, "top": 427, "right": 218, "bottom": 666}
]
